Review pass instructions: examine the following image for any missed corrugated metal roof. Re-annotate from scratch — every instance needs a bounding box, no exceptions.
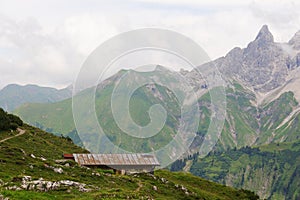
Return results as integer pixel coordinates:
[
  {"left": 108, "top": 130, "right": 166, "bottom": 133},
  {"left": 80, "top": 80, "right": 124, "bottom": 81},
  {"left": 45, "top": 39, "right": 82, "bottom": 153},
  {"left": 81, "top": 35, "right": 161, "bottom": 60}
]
[{"left": 73, "top": 153, "right": 160, "bottom": 166}]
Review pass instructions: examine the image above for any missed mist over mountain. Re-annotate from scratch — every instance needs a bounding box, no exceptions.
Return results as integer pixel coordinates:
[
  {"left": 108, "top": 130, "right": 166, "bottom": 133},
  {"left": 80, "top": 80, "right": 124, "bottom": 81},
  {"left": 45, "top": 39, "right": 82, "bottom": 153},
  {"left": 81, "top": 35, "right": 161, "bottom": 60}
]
[{"left": 0, "top": 84, "right": 72, "bottom": 111}]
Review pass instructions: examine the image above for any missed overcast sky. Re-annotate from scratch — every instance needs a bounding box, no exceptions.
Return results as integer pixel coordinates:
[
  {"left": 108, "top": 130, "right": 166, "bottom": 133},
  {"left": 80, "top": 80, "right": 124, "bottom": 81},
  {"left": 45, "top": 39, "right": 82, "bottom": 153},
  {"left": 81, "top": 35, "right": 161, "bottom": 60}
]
[{"left": 0, "top": 0, "right": 300, "bottom": 89}]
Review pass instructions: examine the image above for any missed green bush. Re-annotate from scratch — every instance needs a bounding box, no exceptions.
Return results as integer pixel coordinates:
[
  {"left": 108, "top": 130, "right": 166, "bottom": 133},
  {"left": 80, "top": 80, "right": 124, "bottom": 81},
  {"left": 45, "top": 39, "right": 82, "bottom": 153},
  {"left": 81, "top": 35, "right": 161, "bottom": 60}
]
[
  {"left": 9, "top": 123, "right": 18, "bottom": 130},
  {"left": 0, "top": 108, "right": 23, "bottom": 131},
  {"left": 7, "top": 114, "right": 23, "bottom": 126}
]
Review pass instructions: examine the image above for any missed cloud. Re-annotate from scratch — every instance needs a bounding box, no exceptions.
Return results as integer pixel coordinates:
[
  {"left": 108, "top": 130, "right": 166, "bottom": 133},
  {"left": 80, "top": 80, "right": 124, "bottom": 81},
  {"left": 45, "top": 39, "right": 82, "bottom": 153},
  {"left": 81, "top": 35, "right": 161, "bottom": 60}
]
[
  {"left": 55, "top": 14, "right": 118, "bottom": 55},
  {"left": 134, "top": 0, "right": 250, "bottom": 7},
  {"left": 249, "top": 0, "right": 300, "bottom": 41},
  {"left": 0, "top": 0, "right": 299, "bottom": 89},
  {"left": 0, "top": 15, "right": 81, "bottom": 88}
]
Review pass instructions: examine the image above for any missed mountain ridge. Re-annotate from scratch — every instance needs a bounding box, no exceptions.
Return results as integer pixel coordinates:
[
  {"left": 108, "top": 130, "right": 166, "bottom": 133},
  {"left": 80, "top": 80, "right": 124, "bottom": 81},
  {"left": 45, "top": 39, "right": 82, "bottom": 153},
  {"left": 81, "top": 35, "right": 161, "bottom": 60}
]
[
  {"left": 0, "top": 84, "right": 72, "bottom": 111},
  {"left": 198, "top": 25, "right": 299, "bottom": 95},
  {"left": 9, "top": 25, "right": 300, "bottom": 199}
]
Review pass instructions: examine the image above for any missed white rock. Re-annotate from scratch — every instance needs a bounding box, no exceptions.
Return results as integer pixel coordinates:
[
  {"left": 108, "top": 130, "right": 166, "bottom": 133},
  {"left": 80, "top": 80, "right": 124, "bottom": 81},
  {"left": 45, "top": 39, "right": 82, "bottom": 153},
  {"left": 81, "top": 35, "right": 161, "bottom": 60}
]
[
  {"left": 54, "top": 168, "right": 63, "bottom": 174},
  {"left": 181, "top": 185, "right": 188, "bottom": 192},
  {"left": 23, "top": 176, "right": 31, "bottom": 182},
  {"left": 60, "top": 180, "right": 73, "bottom": 186},
  {"left": 21, "top": 183, "right": 28, "bottom": 190},
  {"left": 160, "top": 178, "right": 166, "bottom": 183},
  {"left": 78, "top": 186, "right": 91, "bottom": 192},
  {"left": 28, "top": 184, "right": 35, "bottom": 190},
  {"left": 52, "top": 181, "right": 60, "bottom": 189},
  {"left": 46, "top": 181, "right": 53, "bottom": 190},
  {"left": 36, "top": 182, "right": 44, "bottom": 191},
  {"left": 0, "top": 194, "right": 9, "bottom": 200}
]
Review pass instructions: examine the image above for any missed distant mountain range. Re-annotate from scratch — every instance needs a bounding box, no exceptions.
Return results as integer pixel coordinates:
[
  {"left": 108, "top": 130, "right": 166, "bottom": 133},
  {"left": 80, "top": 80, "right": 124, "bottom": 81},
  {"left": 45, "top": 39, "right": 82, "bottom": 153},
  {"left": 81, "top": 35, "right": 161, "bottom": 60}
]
[
  {"left": 8, "top": 25, "right": 300, "bottom": 199},
  {"left": 0, "top": 84, "right": 72, "bottom": 111}
]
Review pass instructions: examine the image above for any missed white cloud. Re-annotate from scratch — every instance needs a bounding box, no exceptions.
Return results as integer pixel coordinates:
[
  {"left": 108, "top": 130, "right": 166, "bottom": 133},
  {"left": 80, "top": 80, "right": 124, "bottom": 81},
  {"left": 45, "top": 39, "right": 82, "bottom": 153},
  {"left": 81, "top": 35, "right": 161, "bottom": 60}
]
[
  {"left": 0, "top": 0, "right": 299, "bottom": 89},
  {"left": 56, "top": 14, "right": 118, "bottom": 55},
  {"left": 0, "top": 16, "right": 81, "bottom": 88},
  {"left": 134, "top": 0, "right": 251, "bottom": 7},
  {"left": 249, "top": 0, "right": 300, "bottom": 42}
]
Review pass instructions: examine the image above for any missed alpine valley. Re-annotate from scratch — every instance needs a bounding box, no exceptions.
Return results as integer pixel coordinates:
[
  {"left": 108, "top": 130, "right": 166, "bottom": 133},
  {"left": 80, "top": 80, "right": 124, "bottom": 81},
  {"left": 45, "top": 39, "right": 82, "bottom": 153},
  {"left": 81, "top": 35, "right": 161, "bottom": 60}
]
[{"left": 10, "top": 25, "right": 300, "bottom": 199}]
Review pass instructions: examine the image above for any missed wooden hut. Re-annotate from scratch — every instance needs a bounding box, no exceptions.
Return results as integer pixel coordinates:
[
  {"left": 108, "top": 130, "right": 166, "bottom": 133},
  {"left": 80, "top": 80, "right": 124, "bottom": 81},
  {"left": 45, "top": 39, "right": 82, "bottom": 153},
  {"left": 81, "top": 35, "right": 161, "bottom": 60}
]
[{"left": 63, "top": 153, "right": 160, "bottom": 174}]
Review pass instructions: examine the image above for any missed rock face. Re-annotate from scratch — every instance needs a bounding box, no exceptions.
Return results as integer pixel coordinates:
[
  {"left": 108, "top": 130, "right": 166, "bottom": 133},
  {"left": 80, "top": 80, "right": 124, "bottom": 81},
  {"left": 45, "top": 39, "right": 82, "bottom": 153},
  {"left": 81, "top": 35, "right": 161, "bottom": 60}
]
[
  {"left": 289, "top": 30, "right": 300, "bottom": 50},
  {"left": 194, "top": 25, "right": 300, "bottom": 93},
  {"left": 240, "top": 25, "right": 287, "bottom": 92}
]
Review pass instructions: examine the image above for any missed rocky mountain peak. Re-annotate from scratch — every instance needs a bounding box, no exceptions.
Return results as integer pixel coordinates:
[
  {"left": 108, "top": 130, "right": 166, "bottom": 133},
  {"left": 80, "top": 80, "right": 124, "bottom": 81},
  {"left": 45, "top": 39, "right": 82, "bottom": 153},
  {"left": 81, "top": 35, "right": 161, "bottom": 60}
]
[
  {"left": 195, "top": 25, "right": 292, "bottom": 93},
  {"left": 288, "top": 30, "right": 300, "bottom": 50},
  {"left": 254, "top": 25, "right": 274, "bottom": 44}
]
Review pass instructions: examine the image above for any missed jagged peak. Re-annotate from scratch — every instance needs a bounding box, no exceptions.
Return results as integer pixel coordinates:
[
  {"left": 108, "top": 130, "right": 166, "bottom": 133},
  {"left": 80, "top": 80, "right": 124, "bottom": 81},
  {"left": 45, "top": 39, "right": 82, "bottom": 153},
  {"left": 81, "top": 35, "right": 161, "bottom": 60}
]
[
  {"left": 289, "top": 30, "right": 300, "bottom": 41},
  {"left": 225, "top": 47, "right": 242, "bottom": 57},
  {"left": 288, "top": 30, "right": 300, "bottom": 49},
  {"left": 254, "top": 25, "right": 274, "bottom": 43}
]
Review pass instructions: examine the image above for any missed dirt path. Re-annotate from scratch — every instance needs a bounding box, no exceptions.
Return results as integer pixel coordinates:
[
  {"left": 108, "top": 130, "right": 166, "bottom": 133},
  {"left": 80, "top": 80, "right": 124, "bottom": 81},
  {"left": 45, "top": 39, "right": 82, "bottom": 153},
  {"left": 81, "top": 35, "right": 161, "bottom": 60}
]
[{"left": 0, "top": 128, "right": 26, "bottom": 143}]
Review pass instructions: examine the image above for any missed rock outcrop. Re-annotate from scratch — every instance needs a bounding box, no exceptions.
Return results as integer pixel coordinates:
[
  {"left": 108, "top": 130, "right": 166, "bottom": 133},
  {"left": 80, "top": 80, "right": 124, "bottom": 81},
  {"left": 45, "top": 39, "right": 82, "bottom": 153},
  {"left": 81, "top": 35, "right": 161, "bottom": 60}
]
[
  {"left": 191, "top": 25, "right": 300, "bottom": 93},
  {"left": 5, "top": 176, "right": 92, "bottom": 192}
]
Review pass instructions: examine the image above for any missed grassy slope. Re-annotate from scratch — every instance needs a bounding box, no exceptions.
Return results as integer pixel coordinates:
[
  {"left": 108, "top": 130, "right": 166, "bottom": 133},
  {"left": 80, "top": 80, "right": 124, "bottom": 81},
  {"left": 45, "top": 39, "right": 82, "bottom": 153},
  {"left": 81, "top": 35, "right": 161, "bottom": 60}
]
[
  {"left": 0, "top": 124, "right": 258, "bottom": 200},
  {"left": 15, "top": 81, "right": 300, "bottom": 151},
  {"left": 13, "top": 77, "right": 300, "bottom": 199},
  {"left": 15, "top": 81, "right": 181, "bottom": 153},
  {"left": 13, "top": 99, "right": 74, "bottom": 136},
  {"left": 189, "top": 140, "right": 300, "bottom": 199}
]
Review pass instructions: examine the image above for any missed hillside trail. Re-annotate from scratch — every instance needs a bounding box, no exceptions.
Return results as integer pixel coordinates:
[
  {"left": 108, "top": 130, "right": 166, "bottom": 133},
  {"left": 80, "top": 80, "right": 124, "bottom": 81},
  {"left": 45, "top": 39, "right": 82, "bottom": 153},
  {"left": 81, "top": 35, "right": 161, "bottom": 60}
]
[{"left": 0, "top": 128, "right": 26, "bottom": 143}]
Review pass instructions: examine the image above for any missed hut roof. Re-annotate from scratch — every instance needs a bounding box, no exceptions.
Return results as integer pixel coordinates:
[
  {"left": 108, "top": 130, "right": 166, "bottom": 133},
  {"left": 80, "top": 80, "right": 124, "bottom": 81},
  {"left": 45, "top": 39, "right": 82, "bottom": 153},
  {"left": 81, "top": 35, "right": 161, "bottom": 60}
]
[{"left": 72, "top": 153, "right": 160, "bottom": 166}]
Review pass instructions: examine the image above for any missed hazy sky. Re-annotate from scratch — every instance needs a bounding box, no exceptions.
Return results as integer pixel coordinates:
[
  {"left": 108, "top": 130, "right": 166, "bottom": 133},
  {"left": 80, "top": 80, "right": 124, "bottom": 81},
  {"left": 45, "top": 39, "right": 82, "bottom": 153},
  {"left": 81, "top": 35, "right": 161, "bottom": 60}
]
[{"left": 0, "top": 0, "right": 300, "bottom": 89}]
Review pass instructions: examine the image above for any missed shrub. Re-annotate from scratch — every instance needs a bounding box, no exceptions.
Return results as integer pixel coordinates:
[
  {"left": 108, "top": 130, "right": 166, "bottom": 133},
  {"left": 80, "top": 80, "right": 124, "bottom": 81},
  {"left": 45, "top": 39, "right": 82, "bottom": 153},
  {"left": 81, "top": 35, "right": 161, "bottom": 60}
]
[
  {"left": 9, "top": 123, "right": 18, "bottom": 130},
  {"left": 0, "top": 108, "right": 23, "bottom": 131},
  {"left": 7, "top": 114, "right": 23, "bottom": 126}
]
